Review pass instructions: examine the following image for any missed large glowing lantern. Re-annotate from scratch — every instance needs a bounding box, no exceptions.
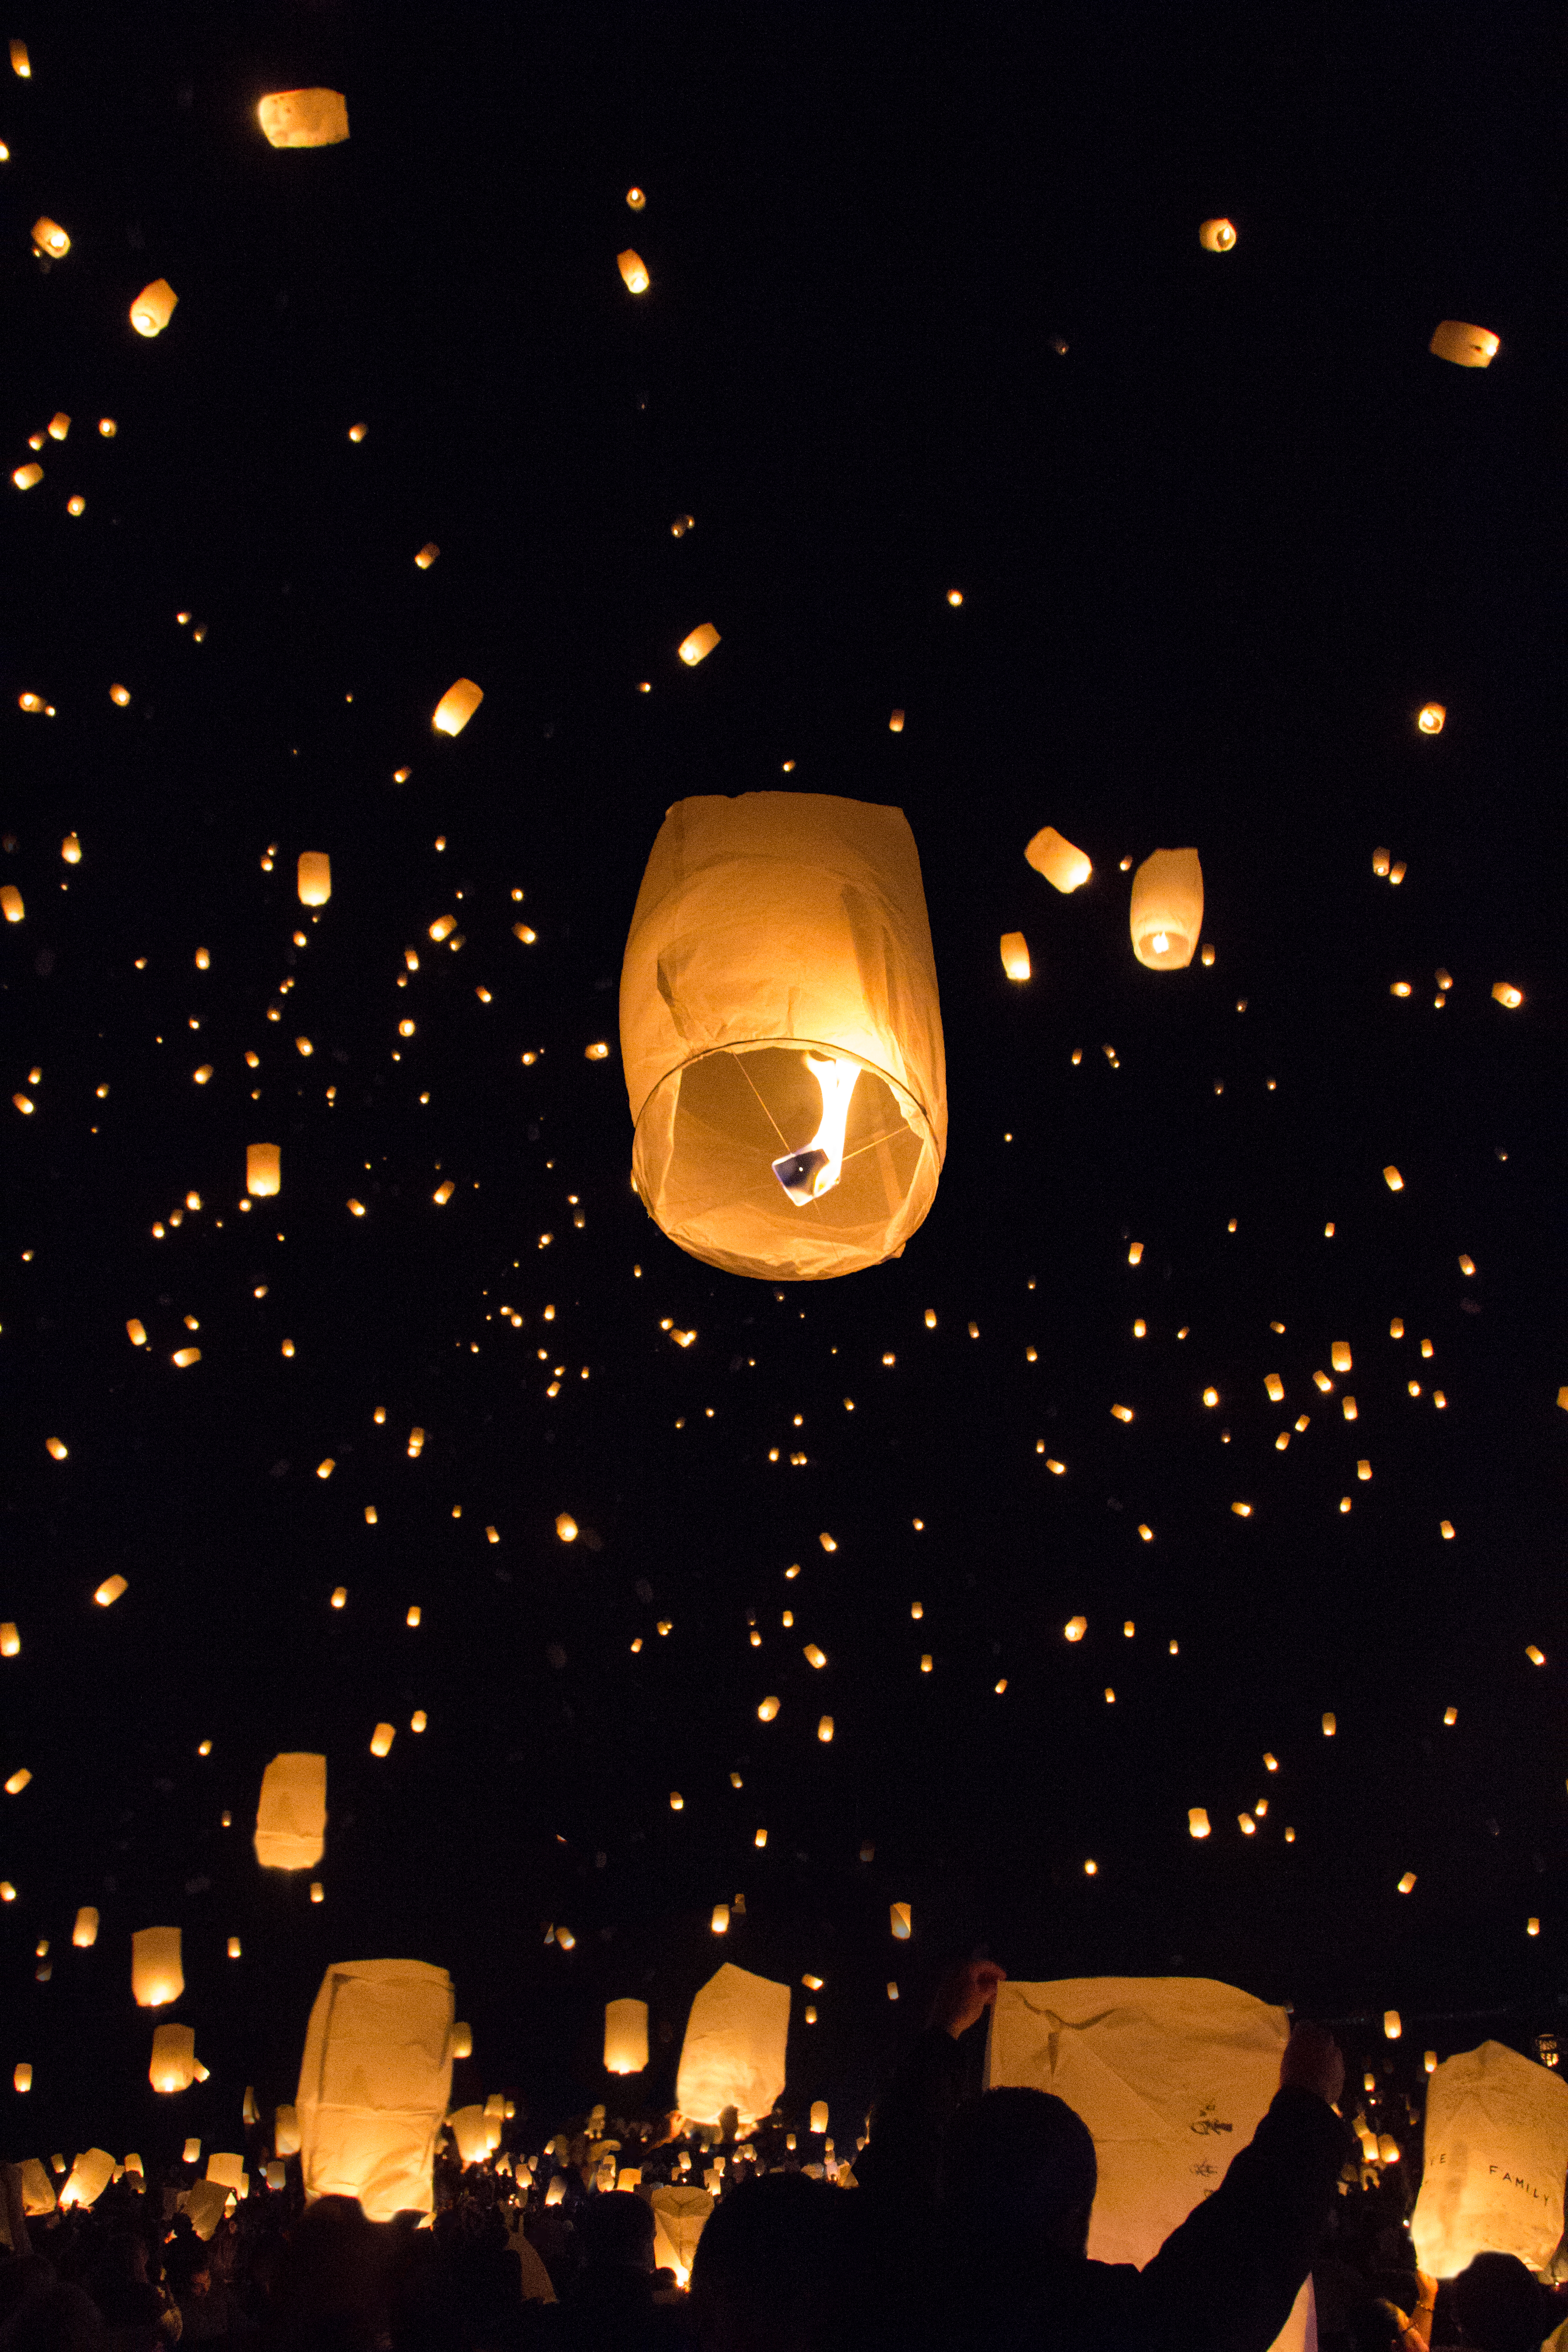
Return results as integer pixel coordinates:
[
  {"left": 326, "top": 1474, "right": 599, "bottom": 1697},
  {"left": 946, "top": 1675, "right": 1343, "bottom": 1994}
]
[
  {"left": 297, "top": 852, "right": 331, "bottom": 906},
  {"left": 650, "top": 2186, "right": 714, "bottom": 2284},
  {"left": 132, "top": 1926, "right": 184, "bottom": 2007},
  {"left": 675, "top": 1960, "right": 790, "bottom": 2127},
  {"left": 448, "top": 2105, "right": 489, "bottom": 2165},
  {"left": 59, "top": 2150, "right": 116, "bottom": 2209},
  {"left": 17, "top": 2159, "right": 54, "bottom": 2215},
  {"left": 433, "top": 679, "right": 483, "bottom": 736},
  {"left": 1024, "top": 826, "right": 1092, "bottom": 893},
  {"left": 258, "top": 90, "right": 349, "bottom": 148},
  {"left": 1130, "top": 849, "right": 1203, "bottom": 970},
  {"left": 247, "top": 1143, "right": 281, "bottom": 1198},
  {"left": 295, "top": 1958, "right": 456, "bottom": 2221},
  {"left": 1429, "top": 321, "right": 1499, "bottom": 368},
  {"left": 1411, "top": 2040, "right": 1568, "bottom": 2277},
  {"left": 151, "top": 2024, "right": 197, "bottom": 2094},
  {"left": 130, "top": 279, "right": 177, "bottom": 337},
  {"left": 604, "top": 1997, "right": 650, "bottom": 2074},
  {"left": 619, "top": 793, "right": 946, "bottom": 1280},
  {"left": 255, "top": 1752, "right": 327, "bottom": 1871}
]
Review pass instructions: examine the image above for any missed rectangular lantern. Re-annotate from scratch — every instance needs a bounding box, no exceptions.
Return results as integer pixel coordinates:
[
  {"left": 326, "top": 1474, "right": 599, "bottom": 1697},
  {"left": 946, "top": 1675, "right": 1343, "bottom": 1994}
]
[
  {"left": 1411, "top": 2042, "right": 1568, "bottom": 2276},
  {"left": 449, "top": 2104, "right": 488, "bottom": 2164},
  {"left": 297, "top": 852, "right": 331, "bottom": 906},
  {"left": 295, "top": 1958, "right": 456, "bottom": 2221},
  {"left": 130, "top": 279, "right": 177, "bottom": 338},
  {"left": 151, "top": 2024, "right": 197, "bottom": 2093},
  {"left": 247, "top": 1143, "right": 281, "bottom": 1197},
  {"left": 678, "top": 623, "right": 720, "bottom": 666},
  {"left": 73, "top": 1906, "right": 99, "bottom": 1947},
  {"left": 132, "top": 1926, "right": 184, "bottom": 2007},
  {"left": 1429, "top": 321, "right": 1499, "bottom": 368},
  {"left": 1024, "top": 825, "right": 1092, "bottom": 893},
  {"left": 258, "top": 89, "right": 349, "bottom": 147},
  {"left": 274, "top": 2103, "right": 300, "bottom": 2157},
  {"left": 619, "top": 794, "right": 946, "bottom": 1281},
  {"left": 675, "top": 1961, "right": 790, "bottom": 2127},
  {"left": 59, "top": 2150, "right": 116, "bottom": 2209},
  {"left": 999, "top": 931, "right": 1031, "bottom": 980},
  {"left": 255, "top": 1752, "right": 327, "bottom": 1870},
  {"left": 1130, "top": 849, "right": 1203, "bottom": 970},
  {"left": 604, "top": 1997, "right": 650, "bottom": 2073},
  {"left": 432, "top": 679, "right": 483, "bottom": 736},
  {"left": 617, "top": 249, "right": 650, "bottom": 294},
  {"left": 650, "top": 2186, "right": 713, "bottom": 2284}
]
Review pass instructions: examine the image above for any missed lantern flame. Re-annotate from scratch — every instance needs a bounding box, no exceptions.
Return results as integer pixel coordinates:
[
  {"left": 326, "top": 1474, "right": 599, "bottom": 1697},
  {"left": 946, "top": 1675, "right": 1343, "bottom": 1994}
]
[{"left": 772, "top": 1054, "right": 860, "bottom": 1205}]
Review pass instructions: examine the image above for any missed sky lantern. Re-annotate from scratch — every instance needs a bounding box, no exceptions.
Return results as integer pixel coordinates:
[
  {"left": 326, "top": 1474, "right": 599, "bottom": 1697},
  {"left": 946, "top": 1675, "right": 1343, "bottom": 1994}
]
[
  {"left": 0, "top": 886, "right": 23, "bottom": 922},
  {"left": 1130, "top": 849, "right": 1203, "bottom": 970},
  {"left": 1412, "top": 2043, "right": 1568, "bottom": 2276},
  {"left": 297, "top": 852, "right": 331, "bottom": 905},
  {"left": 999, "top": 931, "right": 1031, "bottom": 980},
  {"left": 274, "top": 2105, "right": 300, "bottom": 2157},
  {"left": 257, "top": 90, "right": 350, "bottom": 147},
  {"left": 603, "top": 1997, "right": 649, "bottom": 2073},
  {"left": 1198, "top": 218, "right": 1237, "bottom": 250},
  {"left": 247, "top": 1143, "right": 281, "bottom": 1196},
  {"left": 617, "top": 249, "right": 649, "bottom": 293},
  {"left": 675, "top": 1961, "right": 790, "bottom": 2127},
  {"left": 10, "top": 40, "right": 29, "bottom": 75},
  {"left": 1429, "top": 321, "right": 1499, "bottom": 368},
  {"left": 31, "top": 216, "right": 68, "bottom": 258},
  {"left": 294, "top": 1959, "right": 456, "bottom": 2221},
  {"left": 433, "top": 678, "right": 483, "bottom": 735},
  {"left": 254, "top": 1752, "right": 326, "bottom": 1870},
  {"left": 619, "top": 793, "right": 946, "bottom": 1280},
  {"left": 59, "top": 2151, "right": 115, "bottom": 2210},
  {"left": 132, "top": 1926, "right": 184, "bottom": 2007},
  {"left": 1416, "top": 702, "right": 1446, "bottom": 734},
  {"left": 1024, "top": 825, "right": 1092, "bottom": 892},
  {"left": 130, "top": 279, "right": 177, "bottom": 336},
  {"left": 151, "top": 2023, "right": 197, "bottom": 2093},
  {"left": 678, "top": 623, "right": 720, "bottom": 665},
  {"left": 448, "top": 2105, "right": 488, "bottom": 2165}
]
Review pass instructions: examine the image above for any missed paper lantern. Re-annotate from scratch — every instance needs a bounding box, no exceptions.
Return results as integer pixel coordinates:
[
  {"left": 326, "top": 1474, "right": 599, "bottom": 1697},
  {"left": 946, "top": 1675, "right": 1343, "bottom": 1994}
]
[
  {"left": 1331, "top": 1342, "right": 1351, "bottom": 1372},
  {"left": 130, "top": 279, "right": 177, "bottom": 337},
  {"left": 1130, "top": 849, "right": 1203, "bottom": 970},
  {"left": 604, "top": 1997, "right": 649, "bottom": 2074},
  {"left": 295, "top": 1958, "right": 455, "bottom": 2220},
  {"left": 999, "top": 931, "right": 1031, "bottom": 981},
  {"left": 620, "top": 793, "right": 946, "bottom": 1281},
  {"left": 13, "top": 2062, "right": 31, "bottom": 2092},
  {"left": 1, "top": 886, "right": 24, "bottom": 921},
  {"left": 1429, "top": 321, "right": 1499, "bottom": 368},
  {"left": 370, "top": 1723, "right": 395, "bottom": 1758},
  {"left": 73, "top": 1906, "right": 98, "bottom": 1947},
  {"left": 297, "top": 852, "right": 331, "bottom": 906},
  {"left": 1024, "top": 826, "right": 1092, "bottom": 893},
  {"left": 10, "top": 41, "right": 29, "bottom": 76},
  {"left": 180, "top": 2180, "right": 230, "bottom": 2240},
  {"left": 1416, "top": 702, "right": 1446, "bottom": 735},
  {"left": 266, "top": 2161, "right": 286, "bottom": 2190},
  {"left": 150, "top": 2024, "right": 197, "bottom": 2093},
  {"left": 1384, "top": 2009, "right": 1401, "bottom": 2039},
  {"left": 890, "top": 1902, "right": 912, "bottom": 1940},
  {"left": 59, "top": 2150, "right": 115, "bottom": 2209},
  {"left": 676, "top": 1961, "right": 790, "bottom": 2127},
  {"left": 415, "top": 543, "right": 439, "bottom": 569},
  {"left": 449, "top": 2105, "right": 489, "bottom": 2165},
  {"left": 0, "top": 1624, "right": 16, "bottom": 1656},
  {"left": 450, "top": 2021, "right": 472, "bottom": 2060},
  {"left": 31, "top": 216, "right": 69, "bottom": 258},
  {"left": 18, "top": 2159, "right": 54, "bottom": 2214},
  {"left": 617, "top": 249, "right": 650, "bottom": 294},
  {"left": 1492, "top": 981, "right": 1524, "bottom": 1009},
  {"left": 258, "top": 89, "right": 349, "bottom": 147},
  {"left": 248, "top": 1143, "right": 281, "bottom": 1197},
  {"left": 1188, "top": 1808, "right": 1210, "bottom": 1838},
  {"left": 433, "top": 678, "right": 483, "bottom": 735},
  {"left": 711, "top": 1904, "right": 731, "bottom": 1935},
  {"left": 274, "top": 2103, "right": 300, "bottom": 2157},
  {"left": 678, "top": 623, "right": 720, "bottom": 666},
  {"left": 1411, "top": 2042, "right": 1568, "bottom": 2275},
  {"left": 650, "top": 2186, "right": 713, "bottom": 2283},
  {"left": 255, "top": 1752, "right": 327, "bottom": 1870},
  {"left": 809, "top": 2099, "right": 828, "bottom": 2133},
  {"left": 132, "top": 1927, "right": 184, "bottom": 2007},
  {"left": 1198, "top": 218, "right": 1237, "bottom": 251}
]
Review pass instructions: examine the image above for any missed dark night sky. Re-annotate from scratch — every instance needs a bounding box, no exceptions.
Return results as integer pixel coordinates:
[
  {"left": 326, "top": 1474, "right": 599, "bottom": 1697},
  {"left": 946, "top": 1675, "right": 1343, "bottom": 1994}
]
[{"left": 2, "top": 1, "right": 1565, "bottom": 2163}]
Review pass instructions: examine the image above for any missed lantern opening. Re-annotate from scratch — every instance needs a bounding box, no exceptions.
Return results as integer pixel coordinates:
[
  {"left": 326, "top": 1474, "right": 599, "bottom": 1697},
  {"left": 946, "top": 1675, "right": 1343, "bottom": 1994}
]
[{"left": 771, "top": 1054, "right": 860, "bottom": 1205}]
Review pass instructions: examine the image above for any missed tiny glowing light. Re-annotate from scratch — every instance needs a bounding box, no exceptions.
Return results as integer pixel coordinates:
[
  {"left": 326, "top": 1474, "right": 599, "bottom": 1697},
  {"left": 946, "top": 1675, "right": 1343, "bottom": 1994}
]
[
  {"left": 626, "top": 186, "right": 646, "bottom": 210},
  {"left": 946, "top": 589, "right": 963, "bottom": 607},
  {"left": 1416, "top": 703, "right": 1446, "bottom": 735}
]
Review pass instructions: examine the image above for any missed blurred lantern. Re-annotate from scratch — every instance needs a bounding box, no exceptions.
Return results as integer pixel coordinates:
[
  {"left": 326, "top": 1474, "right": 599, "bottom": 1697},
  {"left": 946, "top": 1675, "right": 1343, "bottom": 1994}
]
[
  {"left": 61, "top": 833, "right": 80, "bottom": 862},
  {"left": 294, "top": 1958, "right": 456, "bottom": 2221},
  {"left": 817, "top": 1715, "right": 834, "bottom": 1742},
  {"left": 1492, "top": 982, "right": 1523, "bottom": 1008},
  {"left": 555, "top": 1513, "right": 578, "bottom": 1542},
  {"left": 1429, "top": 322, "right": 1499, "bottom": 368},
  {"left": 1189, "top": 1809, "right": 1211, "bottom": 1838},
  {"left": 1412, "top": 2042, "right": 1568, "bottom": 2275},
  {"left": 711, "top": 1904, "right": 731, "bottom": 1935},
  {"left": 228, "top": 1938, "right": 241, "bottom": 1959},
  {"left": 1322, "top": 1713, "right": 1337, "bottom": 1736},
  {"left": 370, "top": 1724, "right": 395, "bottom": 1759},
  {"left": 206, "top": 2152, "right": 245, "bottom": 2192},
  {"left": 449, "top": 2106, "right": 488, "bottom": 2165},
  {"left": 1331, "top": 1343, "right": 1352, "bottom": 1372},
  {"left": 132, "top": 1927, "right": 183, "bottom": 2007},
  {"left": 1377, "top": 2135, "right": 1400, "bottom": 2166},
  {"left": 274, "top": 2105, "right": 300, "bottom": 2157},
  {"left": 247, "top": 1144, "right": 281, "bottom": 1197},
  {"left": 1383, "top": 1166, "right": 1403, "bottom": 1191},
  {"left": 1000, "top": 931, "right": 1031, "bottom": 980},
  {"left": 12, "top": 463, "right": 41, "bottom": 490},
  {"left": 254, "top": 1752, "right": 327, "bottom": 1871},
  {"left": 130, "top": 279, "right": 177, "bottom": 336},
  {"left": 433, "top": 678, "right": 483, "bottom": 735},
  {"left": 297, "top": 852, "right": 331, "bottom": 906},
  {"left": 678, "top": 623, "right": 720, "bottom": 665},
  {"left": 450, "top": 2022, "right": 472, "bottom": 2060},
  {"left": 1198, "top": 218, "right": 1237, "bottom": 251},
  {"left": 73, "top": 1907, "right": 98, "bottom": 1947},
  {"left": 1130, "top": 849, "right": 1203, "bottom": 970},
  {"left": 888, "top": 709, "right": 905, "bottom": 731},
  {"left": 415, "top": 543, "right": 439, "bottom": 569},
  {"left": 810, "top": 2100, "right": 829, "bottom": 2133},
  {"left": 1264, "top": 1375, "right": 1284, "bottom": 1402},
  {"left": 1398, "top": 1872, "right": 1417, "bottom": 1895},
  {"left": 150, "top": 2024, "right": 197, "bottom": 2093},
  {"left": 757, "top": 1697, "right": 780, "bottom": 1721},
  {"left": 1416, "top": 703, "right": 1446, "bottom": 734},
  {"left": 257, "top": 90, "right": 349, "bottom": 147},
  {"left": 1373, "top": 848, "right": 1391, "bottom": 876},
  {"left": 675, "top": 1962, "right": 790, "bottom": 2127},
  {"left": 1384, "top": 2010, "right": 1401, "bottom": 2039},
  {"left": 0, "top": 887, "right": 23, "bottom": 921},
  {"left": 31, "top": 217, "right": 68, "bottom": 257},
  {"left": 0, "top": 1624, "right": 15, "bottom": 1656},
  {"left": 13, "top": 2062, "right": 31, "bottom": 2092},
  {"left": 16, "top": 2161, "right": 53, "bottom": 2215},
  {"left": 651, "top": 2187, "right": 713, "bottom": 2284},
  {"left": 59, "top": 2151, "right": 115, "bottom": 2209},
  {"left": 10, "top": 41, "right": 29, "bottom": 74},
  {"left": 617, "top": 249, "right": 649, "bottom": 294},
  {"left": 266, "top": 2161, "right": 285, "bottom": 2190},
  {"left": 604, "top": 1998, "right": 649, "bottom": 2074},
  {"left": 1024, "top": 825, "right": 1092, "bottom": 892},
  {"left": 890, "top": 1902, "right": 912, "bottom": 1940},
  {"left": 619, "top": 794, "right": 946, "bottom": 1280},
  {"left": 626, "top": 187, "right": 646, "bottom": 210}
]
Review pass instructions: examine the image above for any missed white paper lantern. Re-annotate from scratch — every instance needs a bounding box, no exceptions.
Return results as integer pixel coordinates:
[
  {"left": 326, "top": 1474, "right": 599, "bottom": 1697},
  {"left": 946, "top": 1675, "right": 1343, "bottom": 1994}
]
[{"left": 294, "top": 1959, "right": 456, "bottom": 2221}]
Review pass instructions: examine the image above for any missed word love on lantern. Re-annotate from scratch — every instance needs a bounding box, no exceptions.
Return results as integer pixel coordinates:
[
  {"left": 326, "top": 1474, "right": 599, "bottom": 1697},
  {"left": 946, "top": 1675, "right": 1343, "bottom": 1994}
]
[
  {"left": 254, "top": 1752, "right": 327, "bottom": 1871},
  {"left": 604, "top": 1997, "right": 650, "bottom": 2074},
  {"left": 132, "top": 1926, "right": 184, "bottom": 2007},
  {"left": 675, "top": 1961, "right": 791, "bottom": 2127},
  {"left": 130, "top": 279, "right": 177, "bottom": 337},
  {"left": 1130, "top": 848, "right": 1204, "bottom": 970},
  {"left": 619, "top": 793, "right": 946, "bottom": 1280},
  {"left": 295, "top": 1958, "right": 456, "bottom": 2221},
  {"left": 258, "top": 90, "right": 350, "bottom": 147}
]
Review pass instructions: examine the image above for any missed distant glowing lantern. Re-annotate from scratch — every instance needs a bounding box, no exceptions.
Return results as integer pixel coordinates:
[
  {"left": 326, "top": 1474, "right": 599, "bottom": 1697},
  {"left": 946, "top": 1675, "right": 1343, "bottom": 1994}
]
[
  {"left": 604, "top": 1998, "right": 649, "bottom": 2074},
  {"left": 370, "top": 1723, "right": 395, "bottom": 1758},
  {"left": 1384, "top": 2010, "right": 1401, "bottom": 2039},
  {"left": 1492, "top": 982, "right": 1523, "bottom": 1008},
  {"left": 10, "top": 40, "right": 29, "bottom": 75},
  {"left": 757, "top": 1696, "right": 780, "bottom": 1721},
  {"left": 247, "top": 1143, "right": 281, "bottom": 1196},
  {"left": 1331, "top": 1342, "right": 1352, "bottom": 1372},
  {"left": 1398, "top": 1872, "right": 1417, "bottom": 1895},
  {"left": 888, "top": 709, "right": 905, "bottom": 731},
  {"left": 1000, "top": 931, "right": 1031, "bottom": 980},
  {"left": 274, "top": 2104, "right": 300, "bottom": 2157},
  {"left": 1264, "top": 1374, "right": 1284, "bottom": 1402},
  {"left": 12, "top": 462, "right": 42, "bottom": 490},
  {"left": 555, "top": 1513, "right": 578, "bottom": 1543},
  {"left": 678, "top": 623, "right": 720, "bottom": 666},
  {"left": 0, "top": 887, "right": 23, "bottom": 922},
  {"left": 817, "top": 1715, "right": 833, "bottom": 1742},
  {"left": 1130, "top": 849, "right": 1203, "bottom": 970},
  {"left": 255, "top": 1752, "right": 327, "bottom": 1871},
  {"left": 675, "top": 1961, "right": 790, "bottom": 2128},
  {"left": 711, "top": 1904, "right": 731, "bottom": 1935},
  {"left": 617, "top": 249, "right": 649, "bottom": 294},
  {"left": 0, "top": 1624, "right": 15, "bottom": 1656},
  {"left": 1429, "top": 321, "right": 1499, "bottom": 368},
  {"left": 433, "top": 678, "right": 483, "bottom": 735},
  {"left": 13, "top": 2062, "right": 31, "bottom": 2092},
  {"left": 1024, "top": 825, "right": 1092, "bottom": 892},
  {"left": 1373, "top": 848, "right": 1390, "bottom": 876},
  {"left": 295, "top": 1958, "right": 455, "bottom": 2220},
  {"left": 890, "top": 1902, "right": 912, "bottom": 1940},
  {"left": 151, "top": 2024, "right": 197, "bottom": 2093},
  {"left": 297, "top": 852, "right": 331, "bottom": 906},
  {"left": 132, "top": 1927, "right": 184, "bottom": 2007},
  {"left": 1189, "top": 1808, "right": 1210, "bottom": 1838},
  {"left": 73, "top": 1907, "right": 99, "bottom": 1947},
  {"left": 1198, "top": 218, "right": 1237, "bottom": 251},
  {"left": 1383, "top": 1166, "right": 1403, "bottom": 1191},
  {"left": 130, "top": 279, "right": 177, "bottom": 337},
  {"left": 415, "top": 543, "right": 439, "bottom": 569},
  {"left": 619, "top": 793, "right": 946, "bottom": 1281},
  {"left": 1416, "top": 703, "right": 1446, "bottom": 734},
  {"left": 449, "top": 2022, "right": 471, "bottom": 2060},
  {"left": 257, "top": 89, "right": 349, "bottom": 147},
  {"left": 31, "top": 216, "right": 68, "bottom": 257}
]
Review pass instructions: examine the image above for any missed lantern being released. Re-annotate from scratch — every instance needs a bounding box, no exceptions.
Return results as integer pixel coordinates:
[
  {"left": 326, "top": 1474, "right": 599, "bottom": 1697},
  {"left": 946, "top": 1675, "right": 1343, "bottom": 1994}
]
[
  {"left": 1130, "top": 849, "right": 1203, "bottom": 970},
  {"left": 619, "top": 794, "right": 946, "bottom": 1280},
  {"left": 254, "top": 1752, "right": 327, "bottom": 1871},
  {"left": 132, "top": 1926, "right": 184, "bottom": 2007},
  {"left": 295, "top": 1958, "right": 456, "bottom": 2221},
  {"left": 675, "top": 1961, "right": 790, "bottom": 2127},
  {"left": 258, "top": 89, "right": 350, "bottom": 147},
  {"left": 604, "top": 1997, "right": 650, "bottom": 2074},
  {"left": 1411, "top": 2041, "right": 1568, "bottom": 2276}
]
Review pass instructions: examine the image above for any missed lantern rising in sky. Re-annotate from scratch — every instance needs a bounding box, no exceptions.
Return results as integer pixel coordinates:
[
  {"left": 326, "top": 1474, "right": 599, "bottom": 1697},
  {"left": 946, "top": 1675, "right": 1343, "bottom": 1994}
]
[
  {"left": 257, "top": 90, "right": 350, "bottom": 148},
  {"left": 1130, "top": 848, "right": 1203, "bottom": 970}
]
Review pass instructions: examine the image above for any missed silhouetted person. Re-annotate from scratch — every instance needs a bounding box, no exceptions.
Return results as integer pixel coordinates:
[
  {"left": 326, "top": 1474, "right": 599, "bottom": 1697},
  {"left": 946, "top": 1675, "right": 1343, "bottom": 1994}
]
[
  {"left": 1451, "top": 2254, "right": 1568, "bottom": 2352},
  {"left": 554, "top": 2193, "right": 679, "bottom": 2352},
  {"left": 688, "top": 2175, "right": 850, "bottom": 2352}
]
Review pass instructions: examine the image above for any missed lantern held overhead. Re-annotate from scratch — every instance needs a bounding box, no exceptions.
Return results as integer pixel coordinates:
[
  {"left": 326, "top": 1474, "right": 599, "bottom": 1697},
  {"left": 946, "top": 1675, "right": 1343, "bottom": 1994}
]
[
  {"left": 294, "top": 1958, "right": 456, "bottom": 2222},
  {"left": 675, "top": 1961, "right": 790, "bottom": 2127}
]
